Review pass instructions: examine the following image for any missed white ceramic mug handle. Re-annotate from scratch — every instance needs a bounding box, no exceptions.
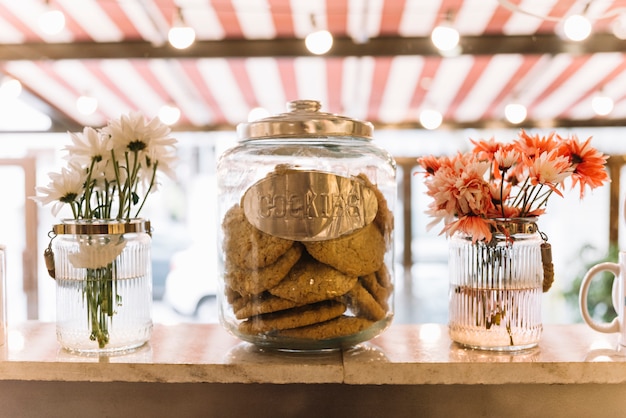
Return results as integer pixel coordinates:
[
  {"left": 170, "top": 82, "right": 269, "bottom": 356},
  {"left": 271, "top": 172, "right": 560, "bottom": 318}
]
[{"left": 579, "top": 262, "right": 621, "bottom": 334}]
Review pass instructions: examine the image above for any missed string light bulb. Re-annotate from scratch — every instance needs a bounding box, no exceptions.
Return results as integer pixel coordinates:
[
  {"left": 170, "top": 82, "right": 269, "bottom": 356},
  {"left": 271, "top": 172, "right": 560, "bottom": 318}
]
[
  {"left": 431, "top": 10, "right": 459, "bottom": 54},
  {"left": 38, "top": 1, "right": 65, "bottom": 35},
  {"left": 592, "top": 92, "right": 614, "bottom": 116},
  {"left": 419, "top": 109, "right": 443, "bottom": 130},
  {"left": 431, "top": 23, "right": 459, "bottom": 52},
  {"left": 168, "top": 8, "right": 196, "bottom": 50},
  {"left": 504, "top": 103, "right": 527, "bottom": 124},
  {"left": 158, "top": 104, "right": 181, "bottom": 125},
  {"left": 76, "top": 94, "right": 98, "bottom": 115},
  {"left": 563, "top": 14, "right": 592, "bottom": 41},
  {"left": 305, "top": 14, "right": 333, "bottom": 55},
  {"left": 305, "top": 29, "right": 333, "bottom": 55}
]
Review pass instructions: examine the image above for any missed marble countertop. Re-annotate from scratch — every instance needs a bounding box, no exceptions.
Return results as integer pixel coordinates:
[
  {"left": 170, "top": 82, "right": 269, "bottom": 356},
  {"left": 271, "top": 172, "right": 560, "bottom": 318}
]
[{"left": 0, "top": 322, "right": 624, "bottom": 385}]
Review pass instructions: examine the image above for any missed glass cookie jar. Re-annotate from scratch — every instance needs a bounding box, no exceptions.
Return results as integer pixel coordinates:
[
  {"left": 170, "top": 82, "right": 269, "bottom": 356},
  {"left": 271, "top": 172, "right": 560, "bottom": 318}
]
[{"left": 216, "top": 100, "right": 396, "bottom": 350}]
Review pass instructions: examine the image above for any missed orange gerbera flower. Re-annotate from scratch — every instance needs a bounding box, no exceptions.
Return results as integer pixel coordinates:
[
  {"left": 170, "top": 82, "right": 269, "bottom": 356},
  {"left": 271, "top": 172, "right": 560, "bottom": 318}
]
[
  {"left": 488, "top": 181, "right": 511, "bottom": 203},
  {"left": 443, "top": 215, "right": 496, "bottom": 243},
  {"left": 422, "top": 153, "right": 493, "bottom": 221},
  {"left": 557, "top": 135, "right": 610, "bottom": 198},
  {"left": 527, "top": 151, "right": 572, "bottom": 194},
  {"left": 493, "top": 146, "right": 519, "bottom": 171},
  {"left": 416, "top": 155, "right": 445, "bottom": 176},
  {"left": 472, "top": 137, "right": 511, "bottom": 180},
  {"left": 471, "top": 137, "right": 501, "bottom": 160},
  {"left": 514, "top": 130, "right": 558, "bottom": 159}
]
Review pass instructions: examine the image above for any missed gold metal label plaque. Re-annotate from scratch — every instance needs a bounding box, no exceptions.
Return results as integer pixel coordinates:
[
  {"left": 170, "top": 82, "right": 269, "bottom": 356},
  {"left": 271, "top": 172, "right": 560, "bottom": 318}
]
[{"left": 242, "top": 170, "right": 378, "bottom": 241}]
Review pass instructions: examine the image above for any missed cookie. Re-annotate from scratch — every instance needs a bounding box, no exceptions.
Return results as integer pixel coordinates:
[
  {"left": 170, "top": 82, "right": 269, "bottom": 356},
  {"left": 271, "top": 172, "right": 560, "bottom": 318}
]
[
  {"left": 268, "top": 256, "right": 357, "bottom": 304},
  {"left": 346, "top": 281, "right": 387, "bottom": 321},
  {"left": 359, "top": 272, "right": 390, "bottom": 311},
  {"left": 222, "top": 204, "right": 293, "bottom": 269},
  {"left": 234, "top": 292, "right": 302, "bottom": 320},
  {"left": 278, "top": 315, "right": 374, "bottom": 340},
  {"left": 225, "top": 286, "right": 245, "bottom": 310},
  {"left": 225, "top": 244, "right": 303, "bottom": 296},
  {"left": 357, "top": 173, "right": 394, "bottom": 247},
  {"left": 303, "top": 221, "right": 385, "bottom": 276},
  {"left": 238, "top": 300, "right": 346, "bottom": 334},
  {"left": 375, "top": 264, "right": 393, "bottom": 291}
]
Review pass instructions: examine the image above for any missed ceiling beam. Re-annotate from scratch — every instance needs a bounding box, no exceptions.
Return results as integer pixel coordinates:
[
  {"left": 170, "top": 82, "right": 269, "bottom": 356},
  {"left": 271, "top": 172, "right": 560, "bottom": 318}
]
[
  {"left": 6, "top": 114, "right": 622, "bottom": 134},
  {"left": 0, "top": 33, "right": 624, "bottom": 61},
  {"left": 375, "top": 116, "right": 626, "bottom": 131},
  {"left": 156, "top": 116, "right": 626, "bottom": 134}
]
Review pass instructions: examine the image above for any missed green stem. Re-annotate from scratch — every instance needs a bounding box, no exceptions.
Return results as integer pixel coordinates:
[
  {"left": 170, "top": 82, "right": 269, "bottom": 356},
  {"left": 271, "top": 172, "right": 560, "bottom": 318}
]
[
  {"left": 84, "top": 260, "right": 120, "bottom": 349},
  {"left": 499, "top": 168, "right": 506, "bottom": 218},
  {"left": 111, "top": 149, "right": 126, "bottom": 219},
  {"left": 133, "top": 162, "right": 158, "bottom": 218},
  {"left": 82, "top": 159, "right": 97, "bottom": 218},
  {"left": 122, "top": 150, "right": 141, "bottom": 219},
  {"left": 509, "top": 177, "right": 531, "bottom": 208}
]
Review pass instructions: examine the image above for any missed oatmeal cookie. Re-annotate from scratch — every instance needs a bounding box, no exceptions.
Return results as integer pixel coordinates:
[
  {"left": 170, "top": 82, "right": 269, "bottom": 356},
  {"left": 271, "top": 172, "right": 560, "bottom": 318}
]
[
  {"left": 346, "top": 281, "right": 387, "bottom": 321},
  {"left": 225, "top": 244, "right": 303, "bottom": 296},
  {"left": 224, "top": 286, "right": 246, "bottom": 312},
  {"left": 375, "top": 264, "right": 393, "bottom": 291},
  {"left": 268, "top": 256, "right": 357, "bottom": 304},
  {"left": 357, "top": 173, "right": 394, "bottom": 247},
  {"left": 234, "top": 292, "right": 303, "bottom": 320},
  {"left": 303, "top": 221, "right": 385, "bottom": 277},
  {"left": 278, "top": 315, "right": 374, "bottom": 340},
  {"left": 222, "top": 204, "right": 293, "bottom": 269},
  {"left": 238, "top": 300, "right": 347, "bottom": 334},
  {"left": 359, "top": 272, "right": 391, "bottom": 311}
]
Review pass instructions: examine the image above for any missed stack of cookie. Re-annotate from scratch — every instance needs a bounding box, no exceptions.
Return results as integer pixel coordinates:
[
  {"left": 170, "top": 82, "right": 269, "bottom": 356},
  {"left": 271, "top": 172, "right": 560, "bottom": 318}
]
[{"left": 221, "top": 178, "right": 394, "bottom": 348}]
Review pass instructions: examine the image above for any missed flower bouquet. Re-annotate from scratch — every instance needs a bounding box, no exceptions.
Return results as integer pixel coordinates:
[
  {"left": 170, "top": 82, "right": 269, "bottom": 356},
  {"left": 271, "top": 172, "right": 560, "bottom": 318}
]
[
  {"left": 417, "top": 130, "right": 609, "bottom": 242},
  {"left": 416, "top": 131, "right": 609, "bottom": 349},
  {"left": 33, "top": 112, "right": 176, "bottom": 352}
]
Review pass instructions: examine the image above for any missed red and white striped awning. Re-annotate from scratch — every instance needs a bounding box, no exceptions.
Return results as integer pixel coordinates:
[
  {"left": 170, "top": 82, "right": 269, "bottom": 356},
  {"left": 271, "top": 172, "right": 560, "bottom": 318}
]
[{"left": 2, "top": 0, "right": 626, "bottom": 131}]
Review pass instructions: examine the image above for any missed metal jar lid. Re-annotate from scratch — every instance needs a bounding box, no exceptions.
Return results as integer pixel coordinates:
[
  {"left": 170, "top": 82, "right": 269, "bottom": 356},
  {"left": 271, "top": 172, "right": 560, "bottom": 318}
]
[
  {"left": 236, "top": 100, "right": 374, "bottom": 141},
  {"left": 52, "top": 219, "right": 151, "bottom": 235}
]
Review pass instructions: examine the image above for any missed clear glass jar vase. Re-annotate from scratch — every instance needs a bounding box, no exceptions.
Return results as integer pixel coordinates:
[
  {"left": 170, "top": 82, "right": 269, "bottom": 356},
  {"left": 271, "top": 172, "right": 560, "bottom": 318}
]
[
  {"left": 51, "top": 219, "right": 153, "bottom": 354},
  {"left": 448, "top": 218, "right": 544, "bottom": 351},
  {"left": 216, "top": 100, "right": 396, "bottom": 351}
]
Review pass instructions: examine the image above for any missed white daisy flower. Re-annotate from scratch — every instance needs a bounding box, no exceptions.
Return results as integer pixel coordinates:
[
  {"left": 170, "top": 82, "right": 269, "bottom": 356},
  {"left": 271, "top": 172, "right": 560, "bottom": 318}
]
[
  {"left": 64, "top": 126, "right": 111, "bottom": 167},
  {"left": 102, "top": 112, "right": 177, "bottom": 164},
  {"left": 32, "top": 162, "right": 85, "bottom": 217}
]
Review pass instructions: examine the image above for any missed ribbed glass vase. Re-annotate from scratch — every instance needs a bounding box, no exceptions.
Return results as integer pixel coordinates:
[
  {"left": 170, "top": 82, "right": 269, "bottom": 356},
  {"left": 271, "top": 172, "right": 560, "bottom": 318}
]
[
  {"left": 448, "top": 218, "right": 543, "bottom": 351},
  {"left": 52, "top": 219, "right": 153, "bottom": 354}
]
